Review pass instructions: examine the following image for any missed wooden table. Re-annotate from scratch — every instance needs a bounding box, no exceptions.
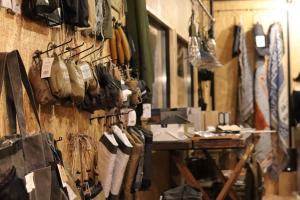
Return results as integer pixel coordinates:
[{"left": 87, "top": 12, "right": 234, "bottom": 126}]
[{"left": 152, "top": 133, "right": 255, "bottom": 200}]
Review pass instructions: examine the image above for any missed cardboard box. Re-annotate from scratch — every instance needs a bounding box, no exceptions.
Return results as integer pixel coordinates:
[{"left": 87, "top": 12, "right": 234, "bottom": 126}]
[{"left": 204, "top": 111, "right": 219, "bottom": 130}]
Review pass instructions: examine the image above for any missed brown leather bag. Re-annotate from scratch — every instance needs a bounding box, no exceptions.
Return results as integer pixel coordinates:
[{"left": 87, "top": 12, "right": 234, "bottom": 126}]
[
  {"left": 28, "top": 51, "right": 56, "bottom": 105},
  {"left": 48, "top": 53, "right": 72, "bottom": 98}
]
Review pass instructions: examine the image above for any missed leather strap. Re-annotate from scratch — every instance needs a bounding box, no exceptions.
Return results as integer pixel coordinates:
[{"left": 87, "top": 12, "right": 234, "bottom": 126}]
[
  {"left": 0, "top": 53, "right": 7, "bottom": 97},
  {"left": 1, "top": 50, "right": 41, "bottom": 136}
]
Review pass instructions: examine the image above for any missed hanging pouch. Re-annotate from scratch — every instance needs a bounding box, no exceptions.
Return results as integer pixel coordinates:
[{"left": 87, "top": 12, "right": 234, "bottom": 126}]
[
  {"left": 28, "top": 51, "right": 57, "bottom": 105},
  {"left": 47, "top": 43, "right": 72, "bottom": 99}
]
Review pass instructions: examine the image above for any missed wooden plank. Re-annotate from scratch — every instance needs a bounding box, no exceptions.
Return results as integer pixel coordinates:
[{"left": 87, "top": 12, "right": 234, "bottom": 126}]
[{"left": 152, "top": 140, "right": 192, "bottom": 150}]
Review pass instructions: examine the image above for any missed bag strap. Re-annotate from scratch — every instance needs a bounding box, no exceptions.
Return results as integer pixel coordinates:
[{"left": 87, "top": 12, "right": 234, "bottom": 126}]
[
  {"left": 4, "top": 50, "right": 41, "bottom": 136},
  {"left": 0, "top": 53, "right": 7, "bottom": 97}
]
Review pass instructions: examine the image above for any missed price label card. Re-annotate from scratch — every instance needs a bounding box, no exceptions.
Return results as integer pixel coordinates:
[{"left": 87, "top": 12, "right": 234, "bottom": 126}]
[
  {"left": 41, "top": 57, "right": 54, "bottom": 78},
  {"left": 80, "top": 64, "right": 93, "bottom": 80},
  {"left": 57, "top": 164, "right": 68, "bottom": 187},
  {"left": 128, "top": 110, "right": 136, "bottom": 126},
  {"left": 0, "top": 0, "right": 12, "bottom": 9},
  {"left": 25, "top": 172, "right": 35, "bottom": 193},
  {"left": 255, "top": 35, "right": 266, "bottom": 48},
  {"left": 142, "top": 103, "right": 151, "bottom": 119}
]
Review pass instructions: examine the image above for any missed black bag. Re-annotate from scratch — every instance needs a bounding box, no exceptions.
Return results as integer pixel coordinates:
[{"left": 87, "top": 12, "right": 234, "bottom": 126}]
[
  {"left": 62, "top": 0, "right": 89, "bottom": 27},
  {"left": 22, "top": 0, "right": 62, "bottom": 26},
  {"left": 0, "top": 50, "right": 67, "bottom": 200}
]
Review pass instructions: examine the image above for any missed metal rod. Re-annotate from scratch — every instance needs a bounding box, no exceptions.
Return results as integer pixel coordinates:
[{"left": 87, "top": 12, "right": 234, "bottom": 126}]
[
  {"left": 33, "top": 38, "right": 73, "bottom": 58},
  {"left": 69, "top": 44, "right": 94, "bottom": 59},
  {"left": 215, "top": 7, "right": 280, "bottom": 13},
  {"left": 58, "top": 42, "right": 85, "bottom": 56},
  {"left": 196, "top": 0, "right": 215, "bottom": 22},
  {"left": 286, "top": 3, "right": 292, "bottom": 148},
  {"left": 92, "top": 54, "right": 111, "bottom": 63},
  {"left": 79, "top": 45, "right": 103, "bottom": 60}
]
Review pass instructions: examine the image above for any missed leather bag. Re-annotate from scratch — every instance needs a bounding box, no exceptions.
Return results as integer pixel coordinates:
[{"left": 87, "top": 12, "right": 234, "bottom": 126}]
[
  {"left": 28, "top": 51, "right": 56, "bottom": 105},
  {"left": 48, "top": 52, "right": 72, "bottom": 98}
]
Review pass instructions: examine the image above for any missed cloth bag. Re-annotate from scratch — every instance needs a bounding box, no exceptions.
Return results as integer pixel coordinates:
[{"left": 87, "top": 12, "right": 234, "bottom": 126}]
[
  {"left": 0, "top": 50, "right": 65, "bottom": 200},
  {"left": 97, "top": 132, "right": 118, "bottom": 198},
  {"left": 110, "top": 125, "right": 132, "bottom": 200},
  {"left": 65, "top": 59, "right": 85, "bottom": 104},
  {"left": 28, "top": 51, "right": 56, "bottom": 105},
  {"left": 48, "top": 52, "right": 72, "bottom": 98}
]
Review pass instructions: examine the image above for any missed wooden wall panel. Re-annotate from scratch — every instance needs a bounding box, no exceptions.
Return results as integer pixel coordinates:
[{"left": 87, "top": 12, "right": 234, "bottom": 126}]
[
  {"left": 0, "top": 3, "right": 122, "bottom": 166},
  {"left": 213, "top": 0, "right": 289, "bottom": 122}
]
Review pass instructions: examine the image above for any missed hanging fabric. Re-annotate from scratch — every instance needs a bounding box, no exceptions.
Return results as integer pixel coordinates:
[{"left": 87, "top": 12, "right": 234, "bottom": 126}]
[
  {"left": 110, "top": 125, "right": 133, "bottom": 200},
  {"left": 267, "top": 23, "right": 289, "bottom": 177},
  {"left": 237, "top": 25, "right": 254, "bottom": 127},
  {"left": 126, "top": 0, "right": 154, "bottom": 91}
]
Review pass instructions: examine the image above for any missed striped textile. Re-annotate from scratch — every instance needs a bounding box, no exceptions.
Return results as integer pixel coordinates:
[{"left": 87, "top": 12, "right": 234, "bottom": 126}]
[
  {"left": 238, "top": 25, "right": 254, "bottom": 127},
  {"left": 267, "top": 23, "right": 289, "bottom": 177}
]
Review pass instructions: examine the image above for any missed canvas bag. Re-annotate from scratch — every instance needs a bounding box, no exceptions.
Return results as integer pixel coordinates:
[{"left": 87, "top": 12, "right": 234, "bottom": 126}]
[
  {"left": 28, "top": 51, "right": 56, "bottom": 105},
  {"left": 48, "top": 51, "right": 72, "bottom": 98},
  {"left": 65, "top": 59, "right": 85, "bottom": 104},
  {"left": 0, "top": 50, "right": 65, "bottom": 200}
]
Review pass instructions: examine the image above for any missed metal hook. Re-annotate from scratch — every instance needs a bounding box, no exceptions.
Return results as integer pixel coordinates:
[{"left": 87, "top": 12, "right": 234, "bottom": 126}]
[
  {"left": 33, "top": 38, "right": 73, "bottom": 59},
  {"left": 79, "top": 45, "right": 104, "bottom": 60},
  {"left": 69, "top": 44, "right": 95, "bottom": 59},
  {"left": 58, "top": 42, "right": 85, "bottom": 56},
  {"left": 92, "top": 54, "right": 111, "bottom": 63}
]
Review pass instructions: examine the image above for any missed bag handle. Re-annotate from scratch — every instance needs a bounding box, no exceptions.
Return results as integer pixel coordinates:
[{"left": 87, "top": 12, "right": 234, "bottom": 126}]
[
  {"left": 4, "top": 50, "right": 41, "bottom": 136},
  {"left": 0, "top": 53, "right": 7, "bottom": 96}
]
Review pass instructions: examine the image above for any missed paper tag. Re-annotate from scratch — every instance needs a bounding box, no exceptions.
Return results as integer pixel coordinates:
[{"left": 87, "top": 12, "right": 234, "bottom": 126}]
[
  {"left": 80, "top": 64, "right": 93, "bottom": 80},
  {"left": 255, "top": 35, "right": 266, "bottom": 48},
  {"left": 41, "top": 57, "right": 54, "bottom": 78},
  {"left": 0, "top": 0, "right": 12, "bottom": 9},
  {"left": 25, "top": 172, "right": 35, "bottom": 193},
  {"left": 142, "top": 104, "right": 151, "bottom": 119},
  {"left": 128, "top": 110, "right": 136, "bottom": 126},
  {"left": 57, "top": 164, "right": 68, "bottom": 187},
  {"left": 122, "top": 89, "right": 132, "bottom": 102},
  {"left": 66, "top": 184, "right": 77, "bottom": 200}
]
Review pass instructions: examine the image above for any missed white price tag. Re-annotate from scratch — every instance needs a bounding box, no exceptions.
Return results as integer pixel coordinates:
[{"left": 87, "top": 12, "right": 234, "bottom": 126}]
[
  {"left": 25, "top": 172, "right": 35, "bottom": 193},
  {"left": 0, "top": 0, "right": 12, "bottom": 9},
  {"left": 41, "top": 57, "right": 54, "bottom": 78},
  {"left": 57, "top": 164, "right": 68, "bottom": 187},
  {"left": 142, "top": 104, "right": 151, "bottom": 119},
  {"left": 122, "top": 89, "right": 132, "bottom": 102},
  {"left": 80, "top": 64, "right": 93, "bottom": 81},
  {"left": 255, "top": 35, "right": 266, "bottom": 48},
  {"left": 127, "top": 110, "right": 136, "bottom": 126}
]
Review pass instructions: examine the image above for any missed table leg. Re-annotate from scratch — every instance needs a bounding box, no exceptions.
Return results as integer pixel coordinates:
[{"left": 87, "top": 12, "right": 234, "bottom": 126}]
[
  {"left": 216, "top": 144, "right": 255, "bottom": 200},
  {"left": 173, "top": 155, "right": 211, "bottom": 200},
  {"left": 202, "top": 149, "right": 240, "bottom": 200}
]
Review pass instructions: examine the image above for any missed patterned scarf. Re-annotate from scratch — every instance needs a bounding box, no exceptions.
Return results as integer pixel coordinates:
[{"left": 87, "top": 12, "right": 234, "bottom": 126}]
[
  {"left": 267, "top": 23, "right": 289, "bottom": 177},
  {"left": 238, "top": 25, "right": 254, "bottom": 127}
]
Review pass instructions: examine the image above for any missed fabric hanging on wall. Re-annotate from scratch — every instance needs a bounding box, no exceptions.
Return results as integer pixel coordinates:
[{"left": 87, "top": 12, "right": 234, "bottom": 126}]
[
  {"left": 267, "top": 23, "right": 289, "bottom": 177},
  {"left": 237, "top": 25, "right": 254, "bottom": 127},
  {"left": 253, "top": 23, "right": 273, "bottom": 174},
  {"left": 125, "top": 0, "right": 154, "bottom": 91}
]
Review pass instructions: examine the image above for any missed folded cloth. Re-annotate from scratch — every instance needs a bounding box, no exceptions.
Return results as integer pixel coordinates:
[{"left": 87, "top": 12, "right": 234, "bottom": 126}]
[
  {"left": 98, "top": 132, "right": 118, "bottom": 198},
  {"left": 110, "top": 126, "right": 133, "bottom": 200},
  {"left": 122, "top": 131, "right": 143, "bottom": 200},
  {"left": 127, "top": 127, "right": 145, "bottom": 192},
  {"left": 136, "top": 127, "right": 153, "bottom": 190}
]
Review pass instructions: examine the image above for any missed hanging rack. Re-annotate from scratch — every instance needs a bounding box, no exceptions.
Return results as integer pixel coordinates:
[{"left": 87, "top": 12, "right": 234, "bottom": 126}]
[
  {"left": 215, "top": 7, "right": 281, "bottom": 13},
  {"left": 196, "top": 0, "right": 215, "bottom": 22},
  {"left": 92, "top": 54, "right": 111, "bottom": 63},
  {"left": 79, "top": 45, "right": 104, "bottom": 60},
  {"left": 33, "top": 38, "right": 73, "bottom": 59},
  {"left": 90, "top": 109, "right": 134, "bottom": 121},
  {"left": 69, "top": 44, "right": 94, "bottom": 59},
  {"left": 58, "top": 42, "right": 85, "bottom": 56}
]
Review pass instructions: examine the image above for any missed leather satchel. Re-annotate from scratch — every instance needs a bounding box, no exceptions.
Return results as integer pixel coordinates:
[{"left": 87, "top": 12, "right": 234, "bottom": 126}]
[
  {"left": 48, "top": 53, "right": 72, "bottom": 98},
  {"left": 28, "top": 51, "right": 56, "bottom": 105}
]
